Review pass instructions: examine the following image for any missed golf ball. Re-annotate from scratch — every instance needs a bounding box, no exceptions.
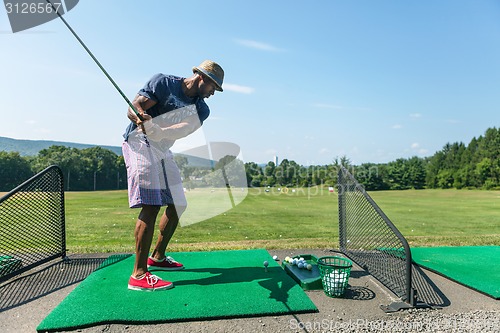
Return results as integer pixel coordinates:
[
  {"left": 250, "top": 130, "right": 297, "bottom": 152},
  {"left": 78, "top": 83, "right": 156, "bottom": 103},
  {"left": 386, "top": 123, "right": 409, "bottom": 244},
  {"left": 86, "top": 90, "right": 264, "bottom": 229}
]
[
  {"left": 273, "top": 255, "right": 278, "bottom": 261},
  {"left": 298, "top": 262, "right": 304, "bottom": 269},
  {"left": 285, "top": 256, "right": 290, "bottom": 262},
  {"left": 263, "top": 260, "right": 269, "bottom": 267},
  {"left": 306, "top": 264, "right": 313, "bottom": 270},
  {"left": 292, "top": 258, "right": 298, "bottom": 265}
]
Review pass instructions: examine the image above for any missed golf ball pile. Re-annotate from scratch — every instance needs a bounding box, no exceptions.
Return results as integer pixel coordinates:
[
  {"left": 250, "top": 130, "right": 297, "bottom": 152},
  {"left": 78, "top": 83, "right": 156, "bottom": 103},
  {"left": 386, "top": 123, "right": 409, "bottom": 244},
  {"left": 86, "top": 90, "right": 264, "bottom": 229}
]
[
  {"left": 284, "top": 256, "right": 313, "bottom": 271},
  {"left": 322, "top": 271, "right": 348, "bottom": 296}
]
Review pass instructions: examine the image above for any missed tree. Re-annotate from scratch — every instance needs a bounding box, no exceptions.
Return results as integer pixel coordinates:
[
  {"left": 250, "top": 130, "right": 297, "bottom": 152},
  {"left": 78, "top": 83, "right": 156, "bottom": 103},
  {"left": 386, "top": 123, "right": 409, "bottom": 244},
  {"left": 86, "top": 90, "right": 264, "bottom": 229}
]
[
  {"left": 475, "top": 157, "right": 493, "bottom": 188},
  {"left": 262, "top": 162, "right": 276, "bottom": 186},
  {"left": 426, "top": 151, "right": 444, "bottom": 188},
  {"left": 274, "top": 159, "right": 290, "bottom": 186},
  {"left": 0, "top": 151, "right": 33, "bottom": 191},
  {"left": 116, "top": 155, "right": 127, "bottom": 189},
  {"left": 32, "top": 145, "right": 81, "bottom": 190},
  {"left": 274, "top": 165, "right": 285, "bottom": 185},
  {"left": 245, "top": 162, "right": 263, "bottom": 187},
  {"left": 81, "top": 147, "right": 122, "bottom": 190},
  {"left": 355, "top": 163, "right": 389, "bottom": 190},
  {"left": 31, "top": 145, "right": 124, "bottom": 191},
  {"left": 387, "top": 158, "right": 409, "bottom": 190},
  {"left": 437, "top": 169, "right": 454, "bottom": 189},
  {"left": 174, "top": 155, "right": 196, "bottom": 183},
  {"left": 406, "top": 156, "right": 426, "bottom": 189},
  {"left": 424, "top": 127, "right": 500, "bottom": 189},
  {"left": 206, "top": 155, "right": 247, "bottom": 188}
]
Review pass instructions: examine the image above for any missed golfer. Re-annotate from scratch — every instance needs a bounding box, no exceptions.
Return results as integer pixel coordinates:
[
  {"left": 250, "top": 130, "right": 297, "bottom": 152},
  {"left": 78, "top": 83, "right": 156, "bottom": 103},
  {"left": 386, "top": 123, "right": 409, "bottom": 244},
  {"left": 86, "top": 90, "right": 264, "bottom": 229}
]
[{"left": 122, "top": 60, "right": 224, "bottom": 291}]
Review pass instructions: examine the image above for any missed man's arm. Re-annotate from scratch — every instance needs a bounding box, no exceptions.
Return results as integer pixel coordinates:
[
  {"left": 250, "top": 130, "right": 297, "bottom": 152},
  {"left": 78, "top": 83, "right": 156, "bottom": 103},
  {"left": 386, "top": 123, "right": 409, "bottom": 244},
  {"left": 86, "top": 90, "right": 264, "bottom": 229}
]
[
  {"left": 141, "top": 114, "right": 201, "bottom": 141},
  {"left": 160, "top": 114, "right": 201, "bottom": 140},
  {"left": 127, "top": 95, "right": 157, "bottom": 125}
]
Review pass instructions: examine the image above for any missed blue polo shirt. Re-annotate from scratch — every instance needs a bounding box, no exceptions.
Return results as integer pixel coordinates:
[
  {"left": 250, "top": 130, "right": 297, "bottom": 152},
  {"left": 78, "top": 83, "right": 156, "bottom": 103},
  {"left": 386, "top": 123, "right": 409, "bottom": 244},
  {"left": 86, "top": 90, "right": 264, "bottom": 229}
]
[{"left": 123, "top": 74, "right": 210, "bottom": 141}]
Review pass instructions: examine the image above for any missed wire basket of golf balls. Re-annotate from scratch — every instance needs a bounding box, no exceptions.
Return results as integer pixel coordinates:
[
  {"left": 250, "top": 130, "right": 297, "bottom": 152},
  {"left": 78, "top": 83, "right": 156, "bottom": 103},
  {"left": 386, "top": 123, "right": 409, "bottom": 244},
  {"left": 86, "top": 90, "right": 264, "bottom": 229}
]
[{"left": 317, "top": 256, "right": 352, "bottom": 297}]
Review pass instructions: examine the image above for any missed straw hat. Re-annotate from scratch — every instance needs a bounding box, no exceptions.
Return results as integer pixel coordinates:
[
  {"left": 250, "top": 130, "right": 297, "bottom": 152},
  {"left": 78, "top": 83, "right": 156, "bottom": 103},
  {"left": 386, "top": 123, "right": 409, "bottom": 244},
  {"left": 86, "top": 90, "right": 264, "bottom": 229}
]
[{"left": 192, "top": 60, "right": 224, "bottom": 92}]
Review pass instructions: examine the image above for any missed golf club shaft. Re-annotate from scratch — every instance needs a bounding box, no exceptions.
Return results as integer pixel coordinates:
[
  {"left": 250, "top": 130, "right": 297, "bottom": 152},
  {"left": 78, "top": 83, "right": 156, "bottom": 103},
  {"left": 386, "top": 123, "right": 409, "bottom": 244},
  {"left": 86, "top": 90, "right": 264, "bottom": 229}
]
[
  {"left": 45, "top": 0, "right": 144, "bottom": 122},
  {"left": 221, "top": 167, "right": 235, "bottom": 208}
]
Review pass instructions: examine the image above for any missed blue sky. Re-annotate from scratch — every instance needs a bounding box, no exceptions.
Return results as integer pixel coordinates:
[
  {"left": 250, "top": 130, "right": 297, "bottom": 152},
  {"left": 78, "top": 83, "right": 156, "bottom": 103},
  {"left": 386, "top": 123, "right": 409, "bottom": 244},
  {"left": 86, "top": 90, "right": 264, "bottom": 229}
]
[{"left": 1, "top": 0, "right": 499, "bottom": 165}]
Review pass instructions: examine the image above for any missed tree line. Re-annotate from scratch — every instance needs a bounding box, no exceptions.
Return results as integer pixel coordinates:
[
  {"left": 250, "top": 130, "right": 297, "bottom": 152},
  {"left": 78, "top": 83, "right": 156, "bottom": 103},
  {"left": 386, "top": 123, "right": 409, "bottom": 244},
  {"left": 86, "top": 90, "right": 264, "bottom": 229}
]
[
  {"left": 246, "top": 127, "right": 500, "bottom": 191},
  {"left": 0, "top": 146, "right": 127, "bottom": 192},
  {"left": 1, "top": 127, "right": 498, "bottom": 192}
]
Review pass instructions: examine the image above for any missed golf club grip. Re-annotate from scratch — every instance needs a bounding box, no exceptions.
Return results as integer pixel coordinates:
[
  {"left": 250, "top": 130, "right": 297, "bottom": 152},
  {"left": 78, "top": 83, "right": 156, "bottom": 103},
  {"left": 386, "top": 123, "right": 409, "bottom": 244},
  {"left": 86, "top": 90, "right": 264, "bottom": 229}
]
[{"left": 131, "top": 106, "right": 145, "bottom": 121}]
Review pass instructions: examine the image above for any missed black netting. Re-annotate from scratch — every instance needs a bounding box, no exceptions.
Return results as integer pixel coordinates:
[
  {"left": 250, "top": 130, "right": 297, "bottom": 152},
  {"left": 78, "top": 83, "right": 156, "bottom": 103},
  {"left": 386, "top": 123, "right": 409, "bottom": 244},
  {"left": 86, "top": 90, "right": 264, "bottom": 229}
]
[
  {"left": 0, "top": 166, "right": 65, "bottom": 282},
  {"left": 338, "top": 166, "right": 413, "bottom": 303}
]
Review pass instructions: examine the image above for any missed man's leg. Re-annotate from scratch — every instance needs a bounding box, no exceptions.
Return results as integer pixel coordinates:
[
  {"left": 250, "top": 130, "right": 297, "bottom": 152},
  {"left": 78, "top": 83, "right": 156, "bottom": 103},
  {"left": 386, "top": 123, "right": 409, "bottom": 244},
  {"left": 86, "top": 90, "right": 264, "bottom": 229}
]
[
  {"left": 151, "top": 205, "right": 180, "bottom": 260},
  {"left": 132, "top": 204, "right": 160, "bottom": 277}
]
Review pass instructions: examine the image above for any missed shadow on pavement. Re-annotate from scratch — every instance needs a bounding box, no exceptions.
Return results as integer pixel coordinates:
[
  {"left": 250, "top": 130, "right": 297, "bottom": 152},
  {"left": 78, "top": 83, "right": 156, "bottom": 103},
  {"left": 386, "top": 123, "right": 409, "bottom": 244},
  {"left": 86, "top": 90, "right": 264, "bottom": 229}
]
[
  {"left": 0, "top": 256, "right": 107, "bottom": 312},
  {"left": 412, "top": 264, "right": 450, "bottom": 307}
]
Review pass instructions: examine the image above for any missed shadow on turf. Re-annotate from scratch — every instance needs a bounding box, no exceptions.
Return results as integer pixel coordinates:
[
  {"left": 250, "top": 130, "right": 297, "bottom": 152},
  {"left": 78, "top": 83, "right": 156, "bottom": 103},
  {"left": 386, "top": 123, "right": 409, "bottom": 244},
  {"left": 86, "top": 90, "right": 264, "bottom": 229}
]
[
  {"left": 173, "top": 266, "right": 292, "bottom": 286},
  {"left": 0, "top": 256, "right": 108, "bottom": 312}
]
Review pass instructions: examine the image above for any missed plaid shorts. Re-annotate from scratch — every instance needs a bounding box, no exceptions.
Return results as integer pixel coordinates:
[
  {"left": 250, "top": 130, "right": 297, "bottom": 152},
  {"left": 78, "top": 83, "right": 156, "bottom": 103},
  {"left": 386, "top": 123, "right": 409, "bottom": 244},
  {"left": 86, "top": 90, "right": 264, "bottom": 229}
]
[{"left": 122, "top": 135, "right": 187, "bottom": 213}]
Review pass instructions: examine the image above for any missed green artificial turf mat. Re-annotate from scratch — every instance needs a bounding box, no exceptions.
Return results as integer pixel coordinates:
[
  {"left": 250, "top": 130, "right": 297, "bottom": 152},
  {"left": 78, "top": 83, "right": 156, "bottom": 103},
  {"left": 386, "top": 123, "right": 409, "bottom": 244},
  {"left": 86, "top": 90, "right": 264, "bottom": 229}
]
[
  {"left": 37, "top": 249, "right": 317, "bottom": 332},
  {"left": 411, "top": 246, "right": 500, "bottom": 299}
]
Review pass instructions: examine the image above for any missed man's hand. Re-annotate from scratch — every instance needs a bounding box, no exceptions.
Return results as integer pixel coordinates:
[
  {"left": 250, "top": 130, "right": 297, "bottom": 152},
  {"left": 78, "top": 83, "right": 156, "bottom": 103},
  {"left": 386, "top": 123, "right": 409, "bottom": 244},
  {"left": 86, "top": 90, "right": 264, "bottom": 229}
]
[
  {"left": 127, "top": 95, "right": 157, "bottom": 125},
  {"left": 128, "top": 107, "right": 152, "bottom": 125}
]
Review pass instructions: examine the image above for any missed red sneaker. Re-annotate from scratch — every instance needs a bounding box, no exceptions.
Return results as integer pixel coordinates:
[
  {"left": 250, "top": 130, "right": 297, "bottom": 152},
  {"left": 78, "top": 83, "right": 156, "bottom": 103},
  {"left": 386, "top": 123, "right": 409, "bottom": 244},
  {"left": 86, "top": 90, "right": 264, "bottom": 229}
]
[
  {"left": 147, "top": 256, "right": 184, "bottom": 271},
  {"left": 128, "top": 272, "right": 173, "bottom": 291}
]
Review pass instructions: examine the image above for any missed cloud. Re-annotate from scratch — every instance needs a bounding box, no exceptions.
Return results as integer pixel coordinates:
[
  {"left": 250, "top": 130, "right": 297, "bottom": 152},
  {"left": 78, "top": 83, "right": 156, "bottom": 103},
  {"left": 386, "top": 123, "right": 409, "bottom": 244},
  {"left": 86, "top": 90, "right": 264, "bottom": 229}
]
[
  {"left": 392, "top": 124, "right": 403, "bottom": 129},
  {"left": 409, "top": 113, "right": 422, "bottom": 119},
  {"left": 223, "top": 83, "right": 255, "bottom": 94},
  {"left": 411, "top": 143, "right": 429, "bottom": 155},
  {"left": 319, "top": 148, "right": 330, "bottom": 155},
  {"left": 234, "top": 39, "right": 284, "bottom": 52}
]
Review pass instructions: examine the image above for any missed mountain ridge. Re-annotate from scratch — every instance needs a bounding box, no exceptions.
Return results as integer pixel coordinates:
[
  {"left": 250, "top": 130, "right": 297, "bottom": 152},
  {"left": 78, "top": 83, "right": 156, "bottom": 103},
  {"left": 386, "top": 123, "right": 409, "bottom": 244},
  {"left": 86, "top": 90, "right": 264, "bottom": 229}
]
[
  {"left": 0, "top": 136, "right": 122, "bottom": 156},
  {"left": 0, "top": 136, "right": 221, "bottom": 168}
]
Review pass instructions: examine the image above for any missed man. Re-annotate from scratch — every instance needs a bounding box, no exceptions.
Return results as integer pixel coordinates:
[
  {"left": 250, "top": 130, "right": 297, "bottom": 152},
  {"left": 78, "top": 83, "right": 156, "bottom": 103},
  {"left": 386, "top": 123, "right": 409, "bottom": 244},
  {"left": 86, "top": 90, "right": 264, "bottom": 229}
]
[{"left": 122, "top": 60, "right": 224, "bottom": 291}]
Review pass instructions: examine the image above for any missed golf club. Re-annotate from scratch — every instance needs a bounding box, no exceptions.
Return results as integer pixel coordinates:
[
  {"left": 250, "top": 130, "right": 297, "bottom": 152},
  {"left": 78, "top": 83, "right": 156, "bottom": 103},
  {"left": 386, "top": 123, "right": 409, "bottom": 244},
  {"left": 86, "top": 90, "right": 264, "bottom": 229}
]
[{"left": 45, "top": 0, "right": 144, "bottom": 122}]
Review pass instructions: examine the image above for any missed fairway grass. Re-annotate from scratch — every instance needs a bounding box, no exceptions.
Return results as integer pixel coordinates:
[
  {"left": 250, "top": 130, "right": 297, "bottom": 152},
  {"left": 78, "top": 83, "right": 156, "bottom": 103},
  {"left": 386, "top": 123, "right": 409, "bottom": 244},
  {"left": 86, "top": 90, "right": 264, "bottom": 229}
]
[{"left": 63, "top": 187, "right": 500, "bottom": 253}]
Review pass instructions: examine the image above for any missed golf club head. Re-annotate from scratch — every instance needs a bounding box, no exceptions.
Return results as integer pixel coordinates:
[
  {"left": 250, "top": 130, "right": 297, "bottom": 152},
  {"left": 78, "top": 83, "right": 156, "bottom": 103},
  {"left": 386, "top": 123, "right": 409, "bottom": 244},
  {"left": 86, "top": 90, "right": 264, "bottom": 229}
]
[{"left": 6, "top": 0, "right": 80, "bottom": 33}]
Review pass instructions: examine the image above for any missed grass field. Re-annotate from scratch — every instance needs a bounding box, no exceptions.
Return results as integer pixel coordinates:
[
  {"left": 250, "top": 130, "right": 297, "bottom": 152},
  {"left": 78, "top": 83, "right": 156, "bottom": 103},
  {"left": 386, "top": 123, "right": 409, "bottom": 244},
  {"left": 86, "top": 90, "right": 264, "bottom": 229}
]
[{"left": 61, "top": 187, "right": 500, "bottom": 253}]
